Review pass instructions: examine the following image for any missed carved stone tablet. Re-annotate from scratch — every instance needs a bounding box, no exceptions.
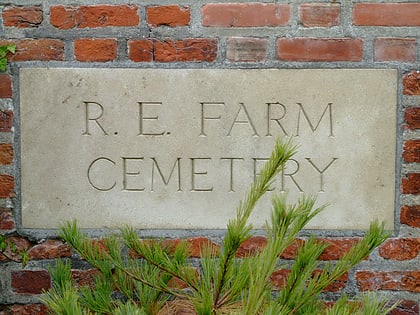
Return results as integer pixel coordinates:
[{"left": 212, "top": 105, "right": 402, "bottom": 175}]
[{"left": 19, "top": 68, "right": 397, "bottom": 230}]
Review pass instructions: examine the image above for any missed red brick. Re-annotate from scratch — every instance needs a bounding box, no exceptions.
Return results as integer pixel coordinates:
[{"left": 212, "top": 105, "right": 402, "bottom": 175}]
[
  {"left": 374, "top": 38, "right": 416, "bottom": 62},
  {"left": 128, "top": 39, "right": 154, "bottom": 62},
  {"left": 271, "top": 268, "right": 347, "bottom": 292},
  {"left": 0, "top": 208, "right": 15, "bottom": 230},
  {"left": 71, "top": 269, "right": 99, "bottom": 288},
  {"left": 202, "top": 3, "right": 290, "bottom": 27},
  {"left": 389, "top": 300, "right": 419, "bottom": 315},
  {"left": 50, "top": 5, "right": 139, "bottom": 29},
  {"left": 236, "top": 236, "right": 267, "bottom": 257},
  {"left": 163, "top": 237, "right": 220, "bottom": 258},
  {"left": 403, "top": 71, "right": 420, "bottom": 95},
  {"left": 0, "top": 75, "right": 12, "bottom": 99},
  {"left": 403, "top": 140, "right": 420, "bottom": 163},
  {"left": 280, "top": 239, "right": 305, "bottom": 259},
  {"left": 29, "top": 240, "right": 72, "bottom": 260},
  {"left": 353, "top": 3, "right": 420, "bottom": 26},
  {"left": 154, "top": 39, "right": 217, "bottom": 62},
  {"left": 401, "top": 205, "right": 420, "bottom": 228},
  {"left": 0, "top": 39, "right": 64, "bottom": 61},
  {"left": 2, "top": 6, "right": 43, "bottom": 28},
  {"left": 379, "top": 238, "right": 420, "bottom": 261},
  {"left": 74, "top": 39, "right": 117, "bottom": 62},
  {"left": 0, "top": 144, "right": 13, "bottom": 165},
  {"left": 9, "top": 304, "right": 49, "bottom": 315},
  {"left": 401, "top": 173, "right": 420, "bottom": 195},
  {"left": 147, "top": 5, "right": 190, "bottom": 27},
  {"left": 0, "top": 110, "right": 13, "bottom": 132},
  {"left": 11, "top": 270, "right": 51, "bottom": 294},
  {"left": 300, "top": 3, "right": 340, "bottom": 27},
  {"left": 226, "top": 37, "right": 268, "bottom": 62},
  {"left": 356, "top": 270, "right": 420, "bottom": 293},
  {"left": 277, "top": 37, "right": 363, "bottom": 62},
  {"left": 404, "top": 107, "right": 420, "bottom": 130},
  {"left": 318, "top": 238, "right": 360, "bottom": 260},
  {"left": 0, "top": 236, "right": 30, "bottom": 262},
  {"left": 0, "top": 174, "right": 14, "bottom": 198}
]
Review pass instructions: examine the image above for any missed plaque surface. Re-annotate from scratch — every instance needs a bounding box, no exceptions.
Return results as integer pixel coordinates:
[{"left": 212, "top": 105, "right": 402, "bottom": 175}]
[{"left": 20, "top": 68, "right": 397, "bottom": 229}]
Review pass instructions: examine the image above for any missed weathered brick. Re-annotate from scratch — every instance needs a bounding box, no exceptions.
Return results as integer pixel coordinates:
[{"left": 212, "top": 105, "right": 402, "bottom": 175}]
[
  {"left": 0, "top": 75, "right": 12, "bottom": 98},
  {"left": 74, "top": 39, "right": 117, "bottom": 62},
  {"left": 11, "top": 270, "right": 51, "bottom": 294},
  {"left": 0, "top": 208, "right": 15, "bottom": 230},
  {"left": 0, "top": 144, "right": 13, "bottom": 165},
  {"left": 271, "top": 269, "right": 348, "bottom": 292},
  {"left": 154, "top": 39, "right": 218, "bottom": 62},
  {"left": 29, "top": 239, "right": 72, "bottom": 260},
  {"left": 400, "top": 205, "right": 420, "bottom": 228},
  {"left": 0, "top": 174, "right": 14, "bottom": 198},
  {"left": 164, "top": 237, "right": 220, "bottom": 258},
  {"left": 9, "top": 304, "right": 49, "bottom": 315},
  {"left": 50, "top": 5, "right": 139, "bottom": 29},
  {"left": 379, "top": 238, "right": 420, "bottom": 261},
  {"left": 403, "top": 71, "right": 420, "bottom": 95},
  {"left": 128, "top": 39, "right": 154, "bottom": 62},
  {"left": 71, "top": 269, "right": 99, "bottom": 288},
  {"left": 147, "top": 5, "right": 190, "bottom": 27},
  {"left": 2, "top": 6, "right": 43, "bottom": 28},
  {"left": 404, "top": 107, "right": 420, "bottom": 130},
  {"left": 277, "top": 37, "right": 363, "bottom": 62},
  {"left": 403, "top": 140, "right": 420, "bottom": 163},
  {"left": 356, "top": 270, "right": 420, "bottom": 293},
  {"left": 401, "top": 173, "right": 420, "bottom": 195},
  {"left": 318, "top": 238, "right": 360, "bottom": 260},
  {"left": 389, "top": 300, "right": 419, "bottom": 315},
  {"left": 374, "top": 38, "right": 416, "bottom": 62},
  {"left": 202, "top": 3, "right": 290, "bottom": 27},
  {"left": 300, "top": 3, "right": 340, "bottom": 27},
  {"left": 280, "top": 239, "right": 305, "bottom": 259},
  {"left": 0, "top": 236, "right": 30, "bottom": 262},
  {"left": 0, "top": 110, "right": 13, "bottom": 132},
  {"left": 226, "top": 37, "right": 268, "bottom": 62},
  {"left": 353, "top": 3, "right": 420, "bottom": 26},
  {"left": 0, "top": 39, "right": 64, "bottom": 61},
  {"left": 236, "top": 236, "right": 267, "bottom": 257}
]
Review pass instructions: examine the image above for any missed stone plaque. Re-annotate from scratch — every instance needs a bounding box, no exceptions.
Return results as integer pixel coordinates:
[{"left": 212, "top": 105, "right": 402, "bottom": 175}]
[{"left": 19, "top": 68, "right": 397, "bottom": 230}]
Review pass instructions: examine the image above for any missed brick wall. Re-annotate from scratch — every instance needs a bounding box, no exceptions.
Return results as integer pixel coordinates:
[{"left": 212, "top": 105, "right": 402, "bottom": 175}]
[{"left": 0, "top": 1, "right": 419, "bottom": 314}]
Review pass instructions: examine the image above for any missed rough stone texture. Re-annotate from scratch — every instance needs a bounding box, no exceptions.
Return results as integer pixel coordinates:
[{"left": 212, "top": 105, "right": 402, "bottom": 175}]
[
  {"left": 11, "top": 270, "right": 51, "bottom": 294},
  {"left": 403, "top": 71, "right": 420, "bottom": 95},
  {"left": 353, "top": 3, "right": 420, "bottom": 26},
  {"left": 202, "top": 3, "right": 290, "bottom": 27},
  {"left": 74, "top": 38, "right": 117, "bottom": 62},
  {"left": 403, "top": 140, "right": 420, "bottom": 163},
  {"left": 2, "top": 6, "right": 43, "bottom": 28},
  {"left": 50, "top": 5, "right": 139, "bottom": 29},
  {"left": 299, "top": 3, "right": 340, "bottom": 27},
  {"left": 0, "top": 75, "right": 12, "bottom": 98},
  {"left": 277, "top": 38, "right": 363, "bottom": 61},
  {"left": 226, "top": 37, "right": 268, "bottom": 62},
  {"left": 19, "top": 68, "right": 396, "bottom": 230},
  {"left": 356, "top": 271, "right": 420, "bottom": 293},
  {"left": 147, "top": 5, "right": 190, "bottom": 27},
  {"left": 374, "top": 38, "right": 416, "bottom": 62},
  {"left": 0, "top": 144, "right": 13, "bottom": 165},
  {"left": 0, "top": 39, "right": 64, "bottom": 61},
  {"left": 29, "top": 240, "right": 72, "bottom": 260},
  {"left": 379, "top": 238, "right": 420, "bottom": 261},
  {"left": 400, "top": 205, "right": 420, "bottom": 228}
]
